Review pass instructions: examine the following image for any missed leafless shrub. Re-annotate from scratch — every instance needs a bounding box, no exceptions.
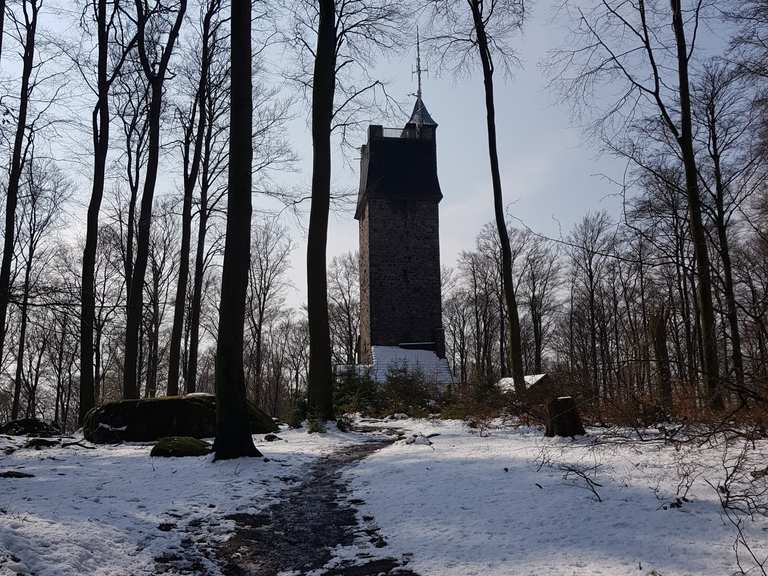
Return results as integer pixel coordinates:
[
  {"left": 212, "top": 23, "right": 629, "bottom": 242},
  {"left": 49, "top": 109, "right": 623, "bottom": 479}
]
[
  {"left": 702, "top": 432, "right": 768, "bottom": 575},
  {"left": 558, "top": 462, "right": 604, "bottom": 502}
]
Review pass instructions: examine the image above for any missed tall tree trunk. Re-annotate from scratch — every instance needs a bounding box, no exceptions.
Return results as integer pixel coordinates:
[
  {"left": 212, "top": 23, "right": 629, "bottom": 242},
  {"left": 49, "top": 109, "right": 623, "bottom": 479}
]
[
  {"left": 80, "top": 0, "right": 110, "bottom": 423},
  {"left": 187, "top": 193, "right": 208, "bottom": 393},
  {"left": 146, "top": 270, "right": 160, "bottom": 398},
  {"left": 186, "top": 107, "right": 216, "bottom": 394},
  {"left": 498, "top": 290, "right": 507, "bottom": 375},
  {"left": 532, "top": 295, "right": 543, "bottom": 375},
  {"left": 611, "top": 281, "right": 622, "bottom": 400},
  {"left": 124, "top": 0, "right": 186, "bottom": 399},
  {"left": 0, "top": 0, "right": 6, "bottom": 64},
  {"left": 568, "top": 281, "right": 575, "bottom": 375},
  {"left": 675, "top": 217, "right": 695, "bottom": 389},
  {"left": 469, "top": 0, "right": 526, "bottom": 396},
  {"left": 25, "top": 339, "right": 44, "bottom": 418},
  {"left": 671, "top": 0, "right": 722, "bottom": 409},
  {"left": 168, "top": 7, "right": 214, "bottom": 396},
  {"left": 254, "top": 308, "right": 264, "bottom": 402},
  {"left": 214, "top": 0, "right": 259, "bottom": 460},
  {"left": 707, "top": 111, "right": 745, "bottom": 395},
  {"left": 123, "top": 87, "right": 162, "bottom": 399},
  {"left": 11, "top": 254, "right": 33, "bottom": 419},
  {"left": 53, "top": 319, "right": 65, "bottom": 426},
  {"left": 588, "top": 277, "right": 599, "bottom": 402},
  {"left": 307, "top": 0, "right": 336, "bottom": 421},
  {"left": 64, "top": 358, "right": 74, "bottom": 427},
  {"left": 651, "top": 305, "right": 673, "bottom": 411},
  {"left": 94, "top": 325, "right": 102, "bottom": 403},
  {"left": 0, "top": 0, "right": 38, "bottom": 394},
  {"left": 638, "top": 243, "right": 650, "bottom": 393}
]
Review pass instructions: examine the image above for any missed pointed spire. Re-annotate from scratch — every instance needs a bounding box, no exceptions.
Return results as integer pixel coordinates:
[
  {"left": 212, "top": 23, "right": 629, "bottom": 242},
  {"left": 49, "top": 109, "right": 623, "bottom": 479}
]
[{"left": 408, "top": 27, "right": 437, "bottom": 129}]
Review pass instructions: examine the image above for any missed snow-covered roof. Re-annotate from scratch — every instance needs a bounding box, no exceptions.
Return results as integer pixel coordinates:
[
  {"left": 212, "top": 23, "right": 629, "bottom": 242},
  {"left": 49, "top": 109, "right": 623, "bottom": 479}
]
[
  {"left": 497, "top": 374, "right": 548, "bottom": 393},
  {"left": 369, "top": 346, "right": 453, "bottom": 386}
]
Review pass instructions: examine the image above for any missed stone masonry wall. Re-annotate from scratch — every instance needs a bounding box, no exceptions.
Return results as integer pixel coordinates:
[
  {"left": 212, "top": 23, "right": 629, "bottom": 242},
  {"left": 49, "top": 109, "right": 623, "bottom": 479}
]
[
  {"left": 360, "top": 196, "right": 444, "bottom": 359},
  {"left": 358, "top": 202, "right": 372, "bottom": 363}
]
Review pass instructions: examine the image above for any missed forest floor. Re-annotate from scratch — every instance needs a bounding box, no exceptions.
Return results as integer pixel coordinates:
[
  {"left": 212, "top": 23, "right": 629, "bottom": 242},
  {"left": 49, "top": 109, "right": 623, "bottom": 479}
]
[{"left": 0, "top": 417, "right": 767, "bottom": 576}]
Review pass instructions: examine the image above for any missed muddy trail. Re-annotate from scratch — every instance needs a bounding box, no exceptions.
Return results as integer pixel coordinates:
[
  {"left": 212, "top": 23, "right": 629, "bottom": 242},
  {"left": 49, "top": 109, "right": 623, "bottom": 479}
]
[{"left": 215, "top": 433, "right": 420, "bottom": 576}]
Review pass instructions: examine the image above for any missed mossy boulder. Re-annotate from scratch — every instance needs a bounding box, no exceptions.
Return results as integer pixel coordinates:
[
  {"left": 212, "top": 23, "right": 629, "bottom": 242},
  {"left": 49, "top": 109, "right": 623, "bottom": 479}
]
[
  {"left": 150, "top": 436, "right": 212, "bottom": 458},
  {"left": 83, "top": 393, "right": 278, "bottom": 444}
]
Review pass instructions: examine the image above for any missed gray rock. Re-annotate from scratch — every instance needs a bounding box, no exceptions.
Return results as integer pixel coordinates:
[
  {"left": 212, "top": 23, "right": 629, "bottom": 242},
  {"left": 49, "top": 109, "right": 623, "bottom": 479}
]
[{"left": 83, "top": 394, "right": 278, "bottom": 444}]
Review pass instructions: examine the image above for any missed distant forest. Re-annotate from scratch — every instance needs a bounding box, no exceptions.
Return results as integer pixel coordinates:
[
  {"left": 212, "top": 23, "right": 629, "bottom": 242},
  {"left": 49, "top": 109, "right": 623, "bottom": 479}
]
[{"left": 0, "top": 0, "right": 766, "bottom": 431}]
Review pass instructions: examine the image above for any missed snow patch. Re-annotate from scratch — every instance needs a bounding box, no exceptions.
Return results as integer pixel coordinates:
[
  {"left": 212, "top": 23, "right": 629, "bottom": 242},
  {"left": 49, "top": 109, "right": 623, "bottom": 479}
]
[
  {"left": 0, "top": 428, "right": 361, "bottom": 576},
  {"left": 497, "top": 374, "right": 547, "bottom": 393},
  {"left": 344, "top": 417, "right": 768, "bottom": 576}
]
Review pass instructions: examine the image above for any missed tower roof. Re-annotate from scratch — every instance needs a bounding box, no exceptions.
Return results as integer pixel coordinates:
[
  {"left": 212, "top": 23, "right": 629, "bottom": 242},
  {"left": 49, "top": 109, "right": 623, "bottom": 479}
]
[
  {"left": 407, "top": 27, "right": 437, "bottom": 129},
  {"left": 407, "top": 95, "right": 437, "bottom": 128}
]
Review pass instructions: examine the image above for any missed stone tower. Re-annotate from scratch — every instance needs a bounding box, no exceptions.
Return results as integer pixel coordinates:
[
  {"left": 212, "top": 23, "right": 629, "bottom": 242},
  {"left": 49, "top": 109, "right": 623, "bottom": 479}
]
[{"left": 355, "top": 91, "right": 452, "bottom": 384}]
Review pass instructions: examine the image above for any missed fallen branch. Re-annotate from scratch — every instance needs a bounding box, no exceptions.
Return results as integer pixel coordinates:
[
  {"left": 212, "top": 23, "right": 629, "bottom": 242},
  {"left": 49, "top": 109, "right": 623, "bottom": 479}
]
[
  {"left": 61, "top": 441, "right": 96, "bottom": 450},
  {"left": 559, "top": 463, "right": 603, "bottom": 502}
]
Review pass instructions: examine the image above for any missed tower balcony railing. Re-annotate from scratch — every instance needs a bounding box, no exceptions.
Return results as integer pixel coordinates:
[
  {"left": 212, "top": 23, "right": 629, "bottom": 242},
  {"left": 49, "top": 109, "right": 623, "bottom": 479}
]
[{"left": 371, "top": 125, "right": 435, "bottom": 141}]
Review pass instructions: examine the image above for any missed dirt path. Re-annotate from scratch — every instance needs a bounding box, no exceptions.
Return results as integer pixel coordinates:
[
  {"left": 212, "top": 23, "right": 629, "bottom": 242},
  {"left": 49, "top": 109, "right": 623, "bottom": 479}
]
[{"left": 216, "top": 433, "right": 419, "bottom": 576}]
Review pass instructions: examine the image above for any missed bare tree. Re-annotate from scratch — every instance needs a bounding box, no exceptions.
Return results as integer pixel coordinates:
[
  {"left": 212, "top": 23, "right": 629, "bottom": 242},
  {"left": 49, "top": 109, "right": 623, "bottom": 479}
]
[
  {"left": 214, "top": 0, "right": 259, "bottom": 460},
  {"left": 693, "top": 62, "right": 764, "bottom": 396},
  {"left": 328, "top": 251, "right": 359, "bottom": 366},
  {"left": 185, "top": 71, "right": 228, "bottom": 392},
  {"left": 91, "top": 226, "right": 124, "bottom": 404},
  {"left": 0, "top": 0, "right": 6, "bottom": 63},
  {"left": 123, "top": 0, "right": 187, "bottom": 399},
  {"left": 306, "top": 0, "right": 337, "bottom": 421},
  {"left": 80, "top": 0, "right": 136, "bottom": 423},
  {"left": 11, "top": 159, "right": 69, "bottom": 418},
  {"left": 728, "top": 0, "right": 768, "bottom": 80},
  {"left": 567, "top": 212, "right": 614, "bottom": 405},
  {"left": 520, "top": 235, "right": 561, "bottom": 375},
  {"left": 144, "top": 199, "right": 178, "bottom": 397},
  {"left": 650, "top": 303, "right": 673, "bottom": 410},
  {"left": 287, "top": 0, "right": 407, "bottom": 421},
  {"left": 167, "top": 0, "right": 223, "bottom": 396},
  {"left": 246, "top": 217, "right": 292, "bottom": 406},
  {"left": 424, "top": 0, "right": 527, "bottom": 394},
  {"left": 550, "top": 0, "right": 724, "bottom": 409},
  {"left": 49, "top": 304, "right": 78, "bottom": 430},
  {"left": 443, "top": 286, "right": 471, "bottom": 390},
  {"left": 111, "top": 51, "right": 150, "bottom": 292},
  {"left": 0, "top": 0, "right": 41, "bottom": 401},
  {"left": 458, "top": 247, "right": 500, "bottom": 387},
  {"left": 284, "top": 314, "right": 309, "bottom": 407},
  {"left": 186, "top": 17, "right": 292, "bottom": 394}
]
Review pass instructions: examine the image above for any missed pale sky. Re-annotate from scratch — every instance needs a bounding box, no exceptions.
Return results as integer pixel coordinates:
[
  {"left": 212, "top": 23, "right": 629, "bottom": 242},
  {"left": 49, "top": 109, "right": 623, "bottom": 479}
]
[
  {"left": 26, "top": 1, "right": 626, "bottom": 310},
  {"left": 280, "top": 2, "right": 624, "bottom": 308}
]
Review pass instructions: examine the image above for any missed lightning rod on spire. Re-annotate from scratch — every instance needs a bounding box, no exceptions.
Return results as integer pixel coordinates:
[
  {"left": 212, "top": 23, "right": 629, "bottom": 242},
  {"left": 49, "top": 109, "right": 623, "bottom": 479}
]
[
  {"left": 413, "top": 26, "right": 429, "bottom": 101},
  {"left": 416, "top": 26, "right": 423, "bottom": 100}
]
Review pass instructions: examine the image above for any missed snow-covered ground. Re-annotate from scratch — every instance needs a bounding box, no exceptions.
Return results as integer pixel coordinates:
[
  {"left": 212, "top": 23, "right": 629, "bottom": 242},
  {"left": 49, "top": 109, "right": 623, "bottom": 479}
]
[
  {"left": 342, "top": 418, "right": 768, "bottom": 576},
  {"left": 2, "top": 418, "right": 767, "bottom": 576},
  {"left": 0, "top": 428, "right": 361, "bottom": 576}
]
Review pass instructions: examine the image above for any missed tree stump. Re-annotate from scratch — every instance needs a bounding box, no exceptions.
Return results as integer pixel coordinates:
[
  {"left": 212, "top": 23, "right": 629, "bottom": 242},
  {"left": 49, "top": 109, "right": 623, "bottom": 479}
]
[{"left": 545, "top": 396, "right": 586, "bottom": 437}]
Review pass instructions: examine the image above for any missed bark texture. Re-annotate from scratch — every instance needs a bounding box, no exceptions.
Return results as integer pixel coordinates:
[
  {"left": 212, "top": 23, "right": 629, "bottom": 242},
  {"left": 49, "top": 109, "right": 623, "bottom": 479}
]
[
  {"left": 468, "top": 0, "right": 526, "bottom": 396},
  {"left": 306, "top": 0, "right": 337, "bottom": 421},
  {"left": 213, "top": 0, "right": 260, "bottom": 460}
]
